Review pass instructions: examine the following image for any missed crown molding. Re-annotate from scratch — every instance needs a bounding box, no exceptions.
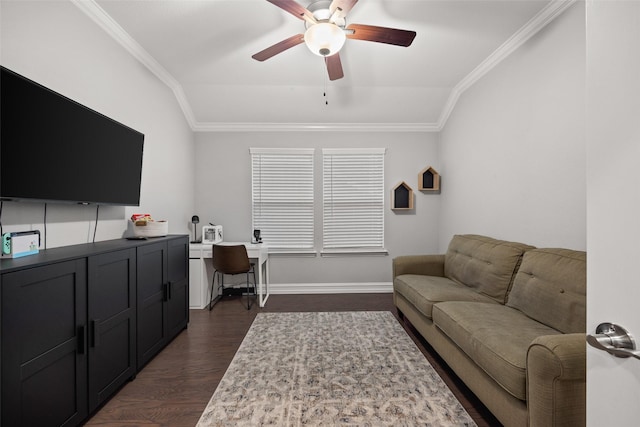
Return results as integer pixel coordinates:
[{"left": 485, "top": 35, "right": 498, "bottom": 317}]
[
  {"left": 436, "top": 0, "right": 577, "bottom": 130},
  {"left": 70, "top": 0, "right": 198, "bottom": 129},
  {"left": 74, "top": 0, "right": 575, "bottom": 134}
]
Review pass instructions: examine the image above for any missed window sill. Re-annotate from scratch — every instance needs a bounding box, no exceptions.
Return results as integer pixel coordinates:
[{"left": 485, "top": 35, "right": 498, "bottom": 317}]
[
  {"left": 320, "top": 249, "right": 389, "bottom": 257},
  {"left": 268, "top": 249, "right": 318, "bottom": 257}
]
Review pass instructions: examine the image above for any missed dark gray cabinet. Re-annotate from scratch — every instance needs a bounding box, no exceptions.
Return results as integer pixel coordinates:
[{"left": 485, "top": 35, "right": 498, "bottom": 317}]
[
  {"left": 0, "top": 235, "right": 188, "bottom": 427},
  {"left": 1, "top": 259, "right": 88, "bottom": 427},
  {"left": 136, "top": 241, "right": 167, "bottom": 368},
  {"left": 136, "top": 236, "right": 189, "bottom": 369},
  {"left": 87, "top": 248, "right": 137, "bottom": 412},
  {"left": 167, "top": 237, "right": 189, "bottom": 339}
]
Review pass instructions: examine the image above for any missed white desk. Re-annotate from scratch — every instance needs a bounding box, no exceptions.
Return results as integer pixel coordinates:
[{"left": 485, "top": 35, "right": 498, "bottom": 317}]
[{"left": 189, "top": 242, "right": 269, "bottom": 308}]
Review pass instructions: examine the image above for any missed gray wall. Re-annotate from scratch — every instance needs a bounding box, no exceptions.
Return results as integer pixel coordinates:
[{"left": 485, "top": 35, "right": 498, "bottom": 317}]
[
  {"left": 0, "top": 0, "right": 196, "bottom": 247},
  {"left": 194, "top": 2, "right": 588, "bottom": 288},
  {"left": 194, "top": 131, "right": 440, "bottom": 284},
  {"left": 1, "top": 1, "right": 587, "bottom": 289},
  {"left": 438, "top": 2, "right": 586, "bottom": 251}
]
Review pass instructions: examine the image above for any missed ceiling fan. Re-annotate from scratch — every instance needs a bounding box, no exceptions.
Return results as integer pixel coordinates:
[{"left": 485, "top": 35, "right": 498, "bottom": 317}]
[{"left": 252, "top": 0, "right": 416, "bottom": 81}]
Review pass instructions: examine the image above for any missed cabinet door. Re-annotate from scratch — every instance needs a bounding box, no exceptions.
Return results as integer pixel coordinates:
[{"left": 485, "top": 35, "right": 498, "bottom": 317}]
[
  {"left": 136, "top": 241, "right": 168, "bottom": 369},
  {"left": 167, "top": 237, "right": 189, "bottom": 338},
  {"left": 1, "top": 260, "right": 88, "bottom": 427},
  {"left": 87, "top": 249, "right": 136, "bottom": 412}
]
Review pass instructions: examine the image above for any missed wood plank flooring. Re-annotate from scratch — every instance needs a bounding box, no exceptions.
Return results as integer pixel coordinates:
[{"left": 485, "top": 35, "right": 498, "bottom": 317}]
[{"left": 85, "top": 293, "right": 501, "bottom": 426}]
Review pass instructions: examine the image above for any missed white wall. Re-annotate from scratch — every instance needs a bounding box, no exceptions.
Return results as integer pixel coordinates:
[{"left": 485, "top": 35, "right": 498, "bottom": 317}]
[
  {"left": 438, "top": 2, "right": 586, "bottom": 251},
  {"left": 195, "top": 131, "right": 440, "bottom": 285},
  {"left": 0, "top": 0, "right": 195, "bottom": 247}
]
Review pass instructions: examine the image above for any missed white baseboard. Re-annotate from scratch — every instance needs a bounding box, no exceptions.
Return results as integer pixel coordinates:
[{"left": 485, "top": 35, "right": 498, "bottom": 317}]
[{"left": 268, "top": 282, "right": 393, "bottom": 294}]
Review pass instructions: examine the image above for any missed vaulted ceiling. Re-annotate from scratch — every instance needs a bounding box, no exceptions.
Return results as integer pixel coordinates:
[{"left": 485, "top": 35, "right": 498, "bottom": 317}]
[{"left": 76, "top": 0, "right": 571, "bottom": 131}]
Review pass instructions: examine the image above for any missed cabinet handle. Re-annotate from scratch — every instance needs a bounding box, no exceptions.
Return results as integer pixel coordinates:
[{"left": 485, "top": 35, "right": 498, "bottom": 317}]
[
  {"left": 163, "top": 282, "right": 173, "bottom": 301},
  {"left": 78, "top": 325, "right": 87, "bottom": 354},
  {"left": 92, "top": 319, "right": 100, "bottom": 348}
]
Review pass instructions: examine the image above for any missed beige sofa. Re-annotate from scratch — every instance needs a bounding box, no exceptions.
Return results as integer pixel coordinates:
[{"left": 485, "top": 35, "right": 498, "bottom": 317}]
[{"left": 393, "top": 234, "right": 586, "bottom": 427}]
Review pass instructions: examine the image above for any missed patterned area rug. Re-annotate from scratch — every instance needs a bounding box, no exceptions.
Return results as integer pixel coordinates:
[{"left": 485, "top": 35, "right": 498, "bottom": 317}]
[{"left": 197, "top": 311, "right": 476, "bottom": 426}]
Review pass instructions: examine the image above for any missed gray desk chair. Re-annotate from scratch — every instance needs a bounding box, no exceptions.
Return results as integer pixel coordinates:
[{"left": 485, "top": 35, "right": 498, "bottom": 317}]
[{"left": 209, "top": 244, "right": 257, "bottom": 310}]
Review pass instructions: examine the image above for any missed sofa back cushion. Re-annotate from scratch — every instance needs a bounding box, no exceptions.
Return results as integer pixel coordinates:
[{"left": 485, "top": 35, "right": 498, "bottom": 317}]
[
  {"left": 444, "top": 235, "right": 535, "bottom": 303},
  {"left": 507, "top": 248, "right": 586, "bottom": 334}
]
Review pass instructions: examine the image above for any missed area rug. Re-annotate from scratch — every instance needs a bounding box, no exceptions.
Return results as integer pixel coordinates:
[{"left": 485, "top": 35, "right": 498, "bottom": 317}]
[{"left": 196, "top": 311, "right": 476, "bottom": 426}]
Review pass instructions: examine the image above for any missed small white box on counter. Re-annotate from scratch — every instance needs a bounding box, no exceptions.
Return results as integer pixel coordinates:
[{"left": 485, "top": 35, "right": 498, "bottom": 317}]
[{"left": 202, "top": 225, "right": 223, "bottom": 244}]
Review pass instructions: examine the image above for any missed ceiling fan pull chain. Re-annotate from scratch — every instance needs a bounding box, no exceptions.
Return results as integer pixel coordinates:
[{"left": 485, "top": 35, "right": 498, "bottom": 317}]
[
  {"left": 323, "top": 60, "right": 329, "bottom": 105},
  {"left": 322, "top": 61, "right": 329, "bottom": 105}
]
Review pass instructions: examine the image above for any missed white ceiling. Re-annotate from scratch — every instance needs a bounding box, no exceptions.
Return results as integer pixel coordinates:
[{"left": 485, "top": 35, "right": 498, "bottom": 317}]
[{"left": 83, "top": 0, "right": 565, "bottom": 130}]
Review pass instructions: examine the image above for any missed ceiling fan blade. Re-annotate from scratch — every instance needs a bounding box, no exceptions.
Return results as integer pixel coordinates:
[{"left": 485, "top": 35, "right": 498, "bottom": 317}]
[
  {"left": 252, "top": 34, "right": 305, "bottom": 61},
  {"left": 329, "top": 0, "right": 358, "bottom": 15},
  {"left": 267, "top": 0, "right": 315, "bottom": 23},
  {"left": 325, "top": 53, "right": 344, "bottom": 81},
  {"left": 346, "top": 23, "right": 416, "bottom": 47}
]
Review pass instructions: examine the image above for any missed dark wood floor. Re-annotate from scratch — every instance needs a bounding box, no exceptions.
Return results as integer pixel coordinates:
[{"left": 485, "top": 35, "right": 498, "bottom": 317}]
[{"left": 85, "top": 294, "right": 501, "bottom": 426}]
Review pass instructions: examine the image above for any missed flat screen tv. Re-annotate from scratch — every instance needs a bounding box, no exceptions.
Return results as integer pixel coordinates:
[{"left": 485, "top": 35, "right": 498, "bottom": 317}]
[{"left": 1, "top": 66, "right": 144, "bottom": 206}]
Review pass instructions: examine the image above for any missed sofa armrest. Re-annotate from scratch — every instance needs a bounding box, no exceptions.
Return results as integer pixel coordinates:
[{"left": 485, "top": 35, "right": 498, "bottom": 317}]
[
  {"left": 392, "top": 255, "right": 445, "bottom": 279},
  {"left": 527, "top": 333, "right": 586, "bottom": 427}
]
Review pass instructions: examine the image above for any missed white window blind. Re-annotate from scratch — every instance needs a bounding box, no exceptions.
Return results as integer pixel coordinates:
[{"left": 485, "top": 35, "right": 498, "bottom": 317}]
[
  {"left": 322, "top": 148, "right": 386, "bottom": 252},
  {"left": 251, "top": 148, "right": 315, "bottom": 251}
]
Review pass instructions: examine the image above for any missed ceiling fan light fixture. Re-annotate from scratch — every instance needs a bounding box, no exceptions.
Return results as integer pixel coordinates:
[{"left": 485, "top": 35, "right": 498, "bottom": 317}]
[{"left": 304, "top": 22, "right": 346, "bottom": 57}]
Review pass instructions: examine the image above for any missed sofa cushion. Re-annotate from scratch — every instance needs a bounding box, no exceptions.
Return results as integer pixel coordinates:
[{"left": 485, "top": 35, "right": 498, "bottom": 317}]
[
  {"left": 507, "top": 248, "right": 586, "bottom": 334},
  {"left": 394, "top": 274, "right": 496, "bottom": 319},
  {"left": 433, "top": 301, "right": 561, "bottom": 401},
  {"left": 444, "top": 234, "right": 535, "bottom": 303}
]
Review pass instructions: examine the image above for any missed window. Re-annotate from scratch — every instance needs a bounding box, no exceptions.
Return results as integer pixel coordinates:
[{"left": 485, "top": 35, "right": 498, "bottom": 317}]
[
  {"left": 322, "top": 148, "right": 386, "bottom": 253},
  {"left": 251, "top": 148, "right": 314, "bottom": 252}
]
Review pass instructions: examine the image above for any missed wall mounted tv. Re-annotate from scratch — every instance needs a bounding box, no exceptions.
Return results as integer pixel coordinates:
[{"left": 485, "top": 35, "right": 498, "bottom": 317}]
[{"left": 1, "top": 66, "right": 144, "bottom": 206}]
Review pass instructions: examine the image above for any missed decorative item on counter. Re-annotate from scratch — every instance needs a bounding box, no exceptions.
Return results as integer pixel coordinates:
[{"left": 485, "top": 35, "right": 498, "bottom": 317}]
[
  {"left": 128, "top": 214, "right": 168, "bottom": 237},
  {"left": 202, "top": 225, "right": 223, "bottom": 244},
  {"left": 131, "top": 213, "right": 153, "bottom": 225}
]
